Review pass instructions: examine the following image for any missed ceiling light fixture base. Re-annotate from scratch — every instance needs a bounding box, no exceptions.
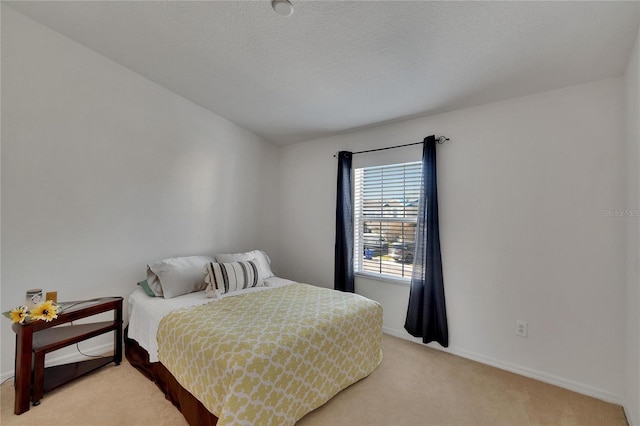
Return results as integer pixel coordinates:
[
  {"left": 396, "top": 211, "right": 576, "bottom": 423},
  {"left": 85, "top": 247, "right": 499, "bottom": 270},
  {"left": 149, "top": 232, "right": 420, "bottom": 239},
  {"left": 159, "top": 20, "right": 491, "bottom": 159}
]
[{"left": 272, "top": 0, "right": 293, "bottom": 17}]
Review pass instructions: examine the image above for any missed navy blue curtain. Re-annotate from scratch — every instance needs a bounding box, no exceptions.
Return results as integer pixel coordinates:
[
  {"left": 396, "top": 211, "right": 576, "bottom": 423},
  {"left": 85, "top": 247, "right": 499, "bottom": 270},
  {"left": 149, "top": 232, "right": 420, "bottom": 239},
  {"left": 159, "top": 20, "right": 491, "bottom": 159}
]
[
  {"left": 404, "top": 136, "right": 449, "bottom": 347},
  {"left": 335, "top": 151, "right": 354, "bottom": 292}
]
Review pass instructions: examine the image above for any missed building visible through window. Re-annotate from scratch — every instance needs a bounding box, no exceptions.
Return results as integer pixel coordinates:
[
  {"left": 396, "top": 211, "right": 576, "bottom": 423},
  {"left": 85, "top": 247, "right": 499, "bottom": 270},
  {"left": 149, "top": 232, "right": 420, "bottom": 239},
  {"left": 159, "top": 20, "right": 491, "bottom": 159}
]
[{"left": 354, "top": 161, "right": 421, "bottom": 280}]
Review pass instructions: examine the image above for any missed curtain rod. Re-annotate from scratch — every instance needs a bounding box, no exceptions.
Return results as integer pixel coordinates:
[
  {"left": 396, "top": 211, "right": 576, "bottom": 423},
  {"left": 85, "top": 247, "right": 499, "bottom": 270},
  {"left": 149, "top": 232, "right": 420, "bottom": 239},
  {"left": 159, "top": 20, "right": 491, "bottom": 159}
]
[{"left": 332, "top": 135, "right": 449, "bottom": 158}]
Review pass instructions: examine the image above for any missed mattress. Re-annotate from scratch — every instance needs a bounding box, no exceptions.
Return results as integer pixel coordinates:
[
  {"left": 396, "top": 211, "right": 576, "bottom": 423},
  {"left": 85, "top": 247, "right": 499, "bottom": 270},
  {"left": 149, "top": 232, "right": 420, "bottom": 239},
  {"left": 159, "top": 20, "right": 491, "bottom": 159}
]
[{"left": 127, "top": 276, "right": 296, "bottom": 362}]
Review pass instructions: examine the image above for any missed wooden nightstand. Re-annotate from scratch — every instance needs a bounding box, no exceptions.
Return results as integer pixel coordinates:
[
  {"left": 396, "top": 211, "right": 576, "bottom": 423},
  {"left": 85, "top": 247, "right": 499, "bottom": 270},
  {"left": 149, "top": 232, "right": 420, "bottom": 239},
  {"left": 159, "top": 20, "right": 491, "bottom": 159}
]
[{"left": 12, "top": 296, "right": 123, "bottom": 414}]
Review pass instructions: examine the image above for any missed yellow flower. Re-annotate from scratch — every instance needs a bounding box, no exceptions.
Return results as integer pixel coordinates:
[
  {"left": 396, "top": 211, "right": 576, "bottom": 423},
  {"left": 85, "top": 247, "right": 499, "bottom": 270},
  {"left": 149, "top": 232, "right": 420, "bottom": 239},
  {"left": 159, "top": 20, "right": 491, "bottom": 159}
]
[
  {"left": 10, "top": 306, "right": 28, "bottom": 324},
  {"left": 30, "top": 300, "right": 58, "bottom": 322}
]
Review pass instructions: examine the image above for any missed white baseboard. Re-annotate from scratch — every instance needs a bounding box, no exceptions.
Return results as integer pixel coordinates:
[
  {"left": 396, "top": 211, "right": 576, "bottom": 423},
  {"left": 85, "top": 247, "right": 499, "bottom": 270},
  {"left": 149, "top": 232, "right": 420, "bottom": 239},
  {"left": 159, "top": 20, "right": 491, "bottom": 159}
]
[
  {"left": 0, "top": 342, "right": 113, "bottom": 383},
  {"left": 3, "top": 329, "right": 625, "bottom": 411},
  {"left": 382, "top": 326, "right": 624, "bottom": 405},
  {"left": 625, "top": 405, "right": 635, "bottom": 426}
]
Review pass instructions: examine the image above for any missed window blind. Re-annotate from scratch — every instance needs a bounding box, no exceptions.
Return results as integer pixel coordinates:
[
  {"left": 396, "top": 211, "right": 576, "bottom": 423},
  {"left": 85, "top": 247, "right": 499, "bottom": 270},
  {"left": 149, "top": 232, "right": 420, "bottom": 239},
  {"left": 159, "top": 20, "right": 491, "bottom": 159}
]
[{"left": 354, "top": 161, "right": 421, "bottom": 279}]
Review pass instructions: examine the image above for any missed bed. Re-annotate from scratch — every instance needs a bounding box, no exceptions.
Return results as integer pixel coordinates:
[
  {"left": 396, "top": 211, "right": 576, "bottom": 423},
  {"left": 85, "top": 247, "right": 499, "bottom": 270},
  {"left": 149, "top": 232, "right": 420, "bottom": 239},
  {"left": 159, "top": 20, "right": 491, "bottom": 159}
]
[{"left": 125, "top": 275, "right": 383, "bottom": 426}]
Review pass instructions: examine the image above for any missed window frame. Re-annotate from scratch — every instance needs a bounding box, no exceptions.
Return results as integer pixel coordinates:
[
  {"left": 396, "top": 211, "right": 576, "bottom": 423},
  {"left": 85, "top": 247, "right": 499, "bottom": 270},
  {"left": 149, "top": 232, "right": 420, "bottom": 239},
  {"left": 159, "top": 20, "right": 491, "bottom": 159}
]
[{"left": 353, "top": 161, "right": 421, "bottom": 284}]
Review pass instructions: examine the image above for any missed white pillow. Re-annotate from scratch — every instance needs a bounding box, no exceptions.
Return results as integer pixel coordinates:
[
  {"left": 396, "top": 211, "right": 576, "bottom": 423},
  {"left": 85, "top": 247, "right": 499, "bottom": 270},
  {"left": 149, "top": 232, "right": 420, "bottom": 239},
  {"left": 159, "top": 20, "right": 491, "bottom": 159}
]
[
  {"left": 215, "top": 250, "right": 274, "bottom": 279},
  {"left": 204, "top": 260, "right": 262, "bottom": 298},
  {"left": 145, "top": 271, "right": 164, "bottom": 297},
  {"left": 147, "top": 255, "right": 214, "bottom": 299}
]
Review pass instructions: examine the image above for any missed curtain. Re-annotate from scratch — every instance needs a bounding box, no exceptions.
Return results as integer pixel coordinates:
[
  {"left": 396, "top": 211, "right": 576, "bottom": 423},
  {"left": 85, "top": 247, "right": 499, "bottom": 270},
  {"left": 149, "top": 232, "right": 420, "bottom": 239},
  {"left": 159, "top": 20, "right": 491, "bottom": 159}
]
[
  {"left": 334, "top": 151, "right": 354, "bottom": 292},
  {"left": 404, "top": 136, "right": 449, "bottom": 347}
]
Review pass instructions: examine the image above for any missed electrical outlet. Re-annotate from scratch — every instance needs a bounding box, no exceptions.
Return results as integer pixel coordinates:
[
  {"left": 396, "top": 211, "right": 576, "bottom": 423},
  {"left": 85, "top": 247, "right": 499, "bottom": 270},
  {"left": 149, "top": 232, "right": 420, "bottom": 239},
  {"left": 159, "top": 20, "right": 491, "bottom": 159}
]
[{"left": 516, "top": 320, "right": 528, "bottom": 337}]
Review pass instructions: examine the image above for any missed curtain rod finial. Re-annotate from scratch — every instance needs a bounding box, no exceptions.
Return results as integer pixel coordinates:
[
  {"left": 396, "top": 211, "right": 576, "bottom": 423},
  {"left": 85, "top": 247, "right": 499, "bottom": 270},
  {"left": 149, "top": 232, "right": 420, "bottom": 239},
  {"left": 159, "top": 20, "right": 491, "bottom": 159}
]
[{"left": 436, "top": 136, "right": 450, "bottom": 144}]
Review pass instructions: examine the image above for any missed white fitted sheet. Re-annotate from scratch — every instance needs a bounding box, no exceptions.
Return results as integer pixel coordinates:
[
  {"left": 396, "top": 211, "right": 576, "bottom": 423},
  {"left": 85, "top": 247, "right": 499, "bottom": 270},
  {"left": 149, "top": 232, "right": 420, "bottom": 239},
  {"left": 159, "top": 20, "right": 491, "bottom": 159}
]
[{"left": 127, "top": 277, "right": 296, "bottom": 362}]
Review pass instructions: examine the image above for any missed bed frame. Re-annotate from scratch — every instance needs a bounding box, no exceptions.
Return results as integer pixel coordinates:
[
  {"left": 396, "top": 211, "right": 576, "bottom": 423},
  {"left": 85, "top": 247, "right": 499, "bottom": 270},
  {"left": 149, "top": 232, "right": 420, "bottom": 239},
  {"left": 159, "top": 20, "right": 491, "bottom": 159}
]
[{"left": 124, "top": 327, "right": 218, "bottom": 426}]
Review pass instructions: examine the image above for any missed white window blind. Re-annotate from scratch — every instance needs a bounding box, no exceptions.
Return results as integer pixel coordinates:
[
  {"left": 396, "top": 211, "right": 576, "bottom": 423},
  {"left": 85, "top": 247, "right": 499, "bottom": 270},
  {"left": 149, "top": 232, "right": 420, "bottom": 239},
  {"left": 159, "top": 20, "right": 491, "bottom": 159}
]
[{"left": 354, "top": 161, "right": 421, "bottom": 280}]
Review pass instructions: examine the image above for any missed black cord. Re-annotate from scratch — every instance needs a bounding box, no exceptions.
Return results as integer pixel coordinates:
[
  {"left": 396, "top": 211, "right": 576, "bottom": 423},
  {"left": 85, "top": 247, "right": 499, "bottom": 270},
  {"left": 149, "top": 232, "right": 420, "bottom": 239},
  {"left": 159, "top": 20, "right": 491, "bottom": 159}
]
[
  {"left": 70, "top": 321, "right": 108, "bottom": 359},
  {"left": 75, "top": 343, "right": 105, "bottom": 358},
  {"left": 0, "top": 376, "right": 14, "bottom": 386}
]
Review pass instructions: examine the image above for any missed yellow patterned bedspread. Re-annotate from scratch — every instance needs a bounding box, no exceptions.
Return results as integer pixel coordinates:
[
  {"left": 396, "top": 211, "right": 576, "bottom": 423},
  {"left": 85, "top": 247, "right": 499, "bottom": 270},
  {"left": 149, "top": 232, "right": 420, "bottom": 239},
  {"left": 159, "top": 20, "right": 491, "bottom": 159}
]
[{"left": 157, "top": 283, "right": 383, "bottom": 426}]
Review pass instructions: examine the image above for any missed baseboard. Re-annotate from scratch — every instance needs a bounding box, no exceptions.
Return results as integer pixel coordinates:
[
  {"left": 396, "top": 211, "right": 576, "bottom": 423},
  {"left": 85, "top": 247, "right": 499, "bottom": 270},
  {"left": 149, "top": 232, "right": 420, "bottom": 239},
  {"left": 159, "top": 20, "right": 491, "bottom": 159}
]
[
  {"left": 0, "top": 342, "right": 113, "bottom": 383},
  {"left": 3, "top": 329, "right": 624, "bottom": 409},
  {"left": 624, "top": 405, "right": 633, "bottom": 426},
  {"left": 382, "top": 326, "right": 624, "bottom": 405}
]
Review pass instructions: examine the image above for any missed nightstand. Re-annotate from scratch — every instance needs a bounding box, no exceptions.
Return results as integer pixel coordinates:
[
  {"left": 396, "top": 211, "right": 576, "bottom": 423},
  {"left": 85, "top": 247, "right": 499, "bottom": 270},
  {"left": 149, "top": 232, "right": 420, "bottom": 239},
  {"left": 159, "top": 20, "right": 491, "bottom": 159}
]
[{"left": 12, "top": 296, "right": 123, "bottom": 414}]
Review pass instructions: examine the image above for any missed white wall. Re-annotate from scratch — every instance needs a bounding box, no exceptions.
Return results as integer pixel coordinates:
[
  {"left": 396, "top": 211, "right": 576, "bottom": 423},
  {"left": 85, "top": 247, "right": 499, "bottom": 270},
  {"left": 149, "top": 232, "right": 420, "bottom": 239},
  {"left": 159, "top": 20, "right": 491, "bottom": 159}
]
[
  {"left": 0, "top": 6, "right": 280, "bottom": 378},
  {"left": 279, "top": 78, "right": 627, "bottom": 403},
  {"left": 625, "top": 23, "right": 640, "bottom": 426},
  {"left": 1, "top": 2, "right": 635, "bottom": 415}
]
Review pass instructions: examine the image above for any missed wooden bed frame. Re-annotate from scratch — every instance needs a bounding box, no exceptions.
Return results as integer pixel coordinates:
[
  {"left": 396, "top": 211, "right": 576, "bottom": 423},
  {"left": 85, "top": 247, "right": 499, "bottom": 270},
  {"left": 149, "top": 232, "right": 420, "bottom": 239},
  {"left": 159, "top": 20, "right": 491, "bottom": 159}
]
[{"left": 124, "top": 327, "right": 218, "bottom": 426}]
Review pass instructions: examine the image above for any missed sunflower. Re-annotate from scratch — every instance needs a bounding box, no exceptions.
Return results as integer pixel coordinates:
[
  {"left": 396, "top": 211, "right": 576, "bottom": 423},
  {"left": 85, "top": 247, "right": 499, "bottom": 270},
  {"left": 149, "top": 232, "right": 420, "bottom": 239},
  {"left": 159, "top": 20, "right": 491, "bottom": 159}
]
[
  {"left": 30, "top": 300, "right": 58, "bottom": 322},
  {"left": 10, "top": 306, "right": 29, "bottom": 324}
]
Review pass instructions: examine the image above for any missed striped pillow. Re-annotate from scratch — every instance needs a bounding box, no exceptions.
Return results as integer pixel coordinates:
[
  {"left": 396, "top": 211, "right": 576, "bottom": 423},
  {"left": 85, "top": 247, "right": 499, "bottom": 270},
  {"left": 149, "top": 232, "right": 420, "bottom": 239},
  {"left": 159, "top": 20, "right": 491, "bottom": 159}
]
[{"left": 204, "top": 260, "right": 261, "bottom": 298}]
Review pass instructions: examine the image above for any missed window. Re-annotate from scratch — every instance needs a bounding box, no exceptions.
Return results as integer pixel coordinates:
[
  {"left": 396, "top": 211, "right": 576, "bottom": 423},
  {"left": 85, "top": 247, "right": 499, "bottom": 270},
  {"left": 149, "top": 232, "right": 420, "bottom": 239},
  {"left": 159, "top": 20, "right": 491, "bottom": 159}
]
[{"left": 354, "top": 161, "right": 421, "bottom": 280}]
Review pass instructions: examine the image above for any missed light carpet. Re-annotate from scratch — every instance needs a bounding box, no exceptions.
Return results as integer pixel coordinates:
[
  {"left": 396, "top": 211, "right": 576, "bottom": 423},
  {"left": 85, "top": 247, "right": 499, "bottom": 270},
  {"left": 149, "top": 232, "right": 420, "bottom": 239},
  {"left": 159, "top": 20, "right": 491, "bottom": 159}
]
[{"left": 1, "top": 334, "right": 627, "bottom": 425}]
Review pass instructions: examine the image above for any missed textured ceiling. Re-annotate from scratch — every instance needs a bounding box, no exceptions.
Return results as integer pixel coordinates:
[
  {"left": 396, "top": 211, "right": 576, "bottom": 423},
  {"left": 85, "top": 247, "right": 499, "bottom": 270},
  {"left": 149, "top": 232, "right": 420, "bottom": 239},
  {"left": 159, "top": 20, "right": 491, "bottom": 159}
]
[{"left": 6, "top": 1, "right": 640, "bottom": 145}]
